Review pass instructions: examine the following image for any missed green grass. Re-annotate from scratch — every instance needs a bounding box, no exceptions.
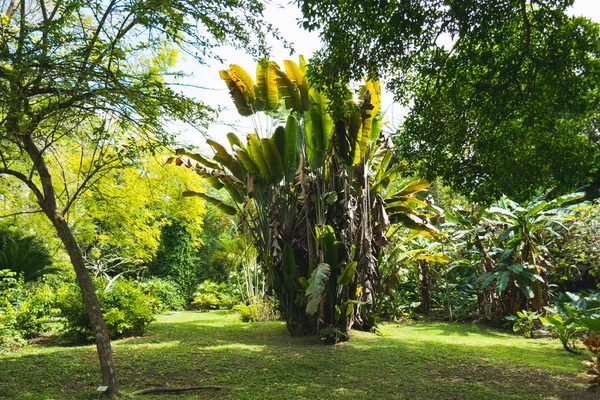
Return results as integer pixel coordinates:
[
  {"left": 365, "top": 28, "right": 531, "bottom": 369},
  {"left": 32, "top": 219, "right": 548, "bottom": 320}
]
[{"left": 0, "top": 311, "right": 594, "bottom": 399}]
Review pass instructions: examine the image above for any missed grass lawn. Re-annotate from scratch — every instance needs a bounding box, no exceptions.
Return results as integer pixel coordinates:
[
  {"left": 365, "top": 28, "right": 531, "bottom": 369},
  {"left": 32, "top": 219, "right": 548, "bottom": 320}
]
[{"left": 0, "top": 310, "right": 594, "bottom": 399}]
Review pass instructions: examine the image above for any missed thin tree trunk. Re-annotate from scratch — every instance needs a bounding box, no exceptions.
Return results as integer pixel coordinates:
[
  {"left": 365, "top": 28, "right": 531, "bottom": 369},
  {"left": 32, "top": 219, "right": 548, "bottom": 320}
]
[
  {"left": 19, "top": 134, "right": 119, "bottom": 397},
  {"left": 50, "top": 213, "right": 119, "bottom": 397},
  {"left": 417, "top": 259, "right": 431, "bottom": 314}
]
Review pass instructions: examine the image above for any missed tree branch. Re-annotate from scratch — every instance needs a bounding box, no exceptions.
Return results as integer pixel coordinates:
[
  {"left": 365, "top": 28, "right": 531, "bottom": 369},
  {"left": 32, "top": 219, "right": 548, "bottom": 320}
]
[{"left": 0, "top": 167, "right": 44, "bottom": 203}]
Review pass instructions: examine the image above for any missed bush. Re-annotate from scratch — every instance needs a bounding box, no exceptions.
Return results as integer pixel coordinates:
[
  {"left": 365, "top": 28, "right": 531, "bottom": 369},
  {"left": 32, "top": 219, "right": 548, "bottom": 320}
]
[
  {"left": 230, "top": 300, "right": 279, "bottom": 322},
  {"left": 191, "top": 280, "right": 238, "bottom": 311},
  {"left": 0, "top": 270, "right": 26, "bottom": 353},
  {"left": 139, "top": 278, "right": 186, "bottom": 313},
  {"left": 14, "top": 283, "right": 59, "bottom": 338},
  {"left": 57, "top": 278, "right": 155, "bottom": 342}
]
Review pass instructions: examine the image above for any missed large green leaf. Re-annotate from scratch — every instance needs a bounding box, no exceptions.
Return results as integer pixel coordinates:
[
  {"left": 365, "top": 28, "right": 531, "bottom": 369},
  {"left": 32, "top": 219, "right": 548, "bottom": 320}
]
[
  {"left": 337, "top": 261, "right": 358, "bottom": 285},
  {"left": 283, "top": 115, "right": 299, "bottom": 183},
  {"left": 320, "top": 225, "right": 338, "bottom": 270},
  {"left": 174, "top": 149, "right": 220, "bottom": 170},
  {"left": 219, "top": 68, "right": 254, "bottom": 116},
  {"left": 496, "top": 270, "right": 511, "bottom": 293},
  {"left": 362, "top": 77, "right": 381, "bottom": 141},
  {"left": 236, "top": 148, "right": 260, "bottom": 175},
  {"left": 394, "top": 179, "right": 430, "bottom": 197},
  {"left": 207, "top": 139, "right": 244, "bottom": 181},
  {"left": 182, "top": 191, "right": 237, "bottom": 215},
  {"left": 256, "top": 59, "right": 279, "bottom": 111},
  {"left": 415, "top": 253, "right": 450, "bottom": 263},
  {"left": 282, "top": 243, "right": 297, "bottom": 296},
  {"left": 227, "top": 132, "right": 246, "bottom": 151},
  {"left": 261, "top": 137, "right": 284, "bottom": 182},
  {"left": 247, "top": 134, "right": 271, "bottom": 177},
  {"left": 275, "top": 68, "right": 303, "bottom": 112},
  {"left": 306, "top": 263, "right": 331, "bottom": 315},
  {"left": 348, "top": 108, "right": 363, "bottom": 165},
  {"left": 283, "top": 59, "right": 309, "bottom": 111}
]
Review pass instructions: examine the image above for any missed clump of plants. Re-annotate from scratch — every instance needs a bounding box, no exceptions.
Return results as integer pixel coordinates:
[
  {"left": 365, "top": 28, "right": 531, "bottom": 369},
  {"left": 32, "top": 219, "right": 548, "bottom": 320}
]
[
  {"left": 507, "top": 310, "right": 540, "bottom": 338},
  {"left": 231, "top": 300, "right": 279, "bottom": 322},
  {"left": 0, "top": 270, "right": 26, "bottom": 353},
  {"left": 0, "top": 270, "right": 59, "bottom": 353},
  {"left": 56, "top": 278, "right": 155, "bottom": 342},
  {"left": 191, "top": 280, "right": 237, "bottom": 311},
  {"left": 139, "top": 277, "right": 186, "bottom": 313}
]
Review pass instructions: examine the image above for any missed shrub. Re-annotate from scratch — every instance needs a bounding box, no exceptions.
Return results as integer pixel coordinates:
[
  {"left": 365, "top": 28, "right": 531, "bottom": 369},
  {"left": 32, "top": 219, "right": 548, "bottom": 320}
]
[
  {"left": 231, "top": 300, "right": 279, "bottom": 322},
  {"left": 191, "top": 280, "right": 238, "bottom": 311},
  {"left": 506, "top": 310, "right": 540, "bottom": 338},
  {"left": 0, "top": 270, "right": 26, "bottom": 353},
  {"left": 57, "top": 278, "right": 155, "bottom": 342},
  {"left": 14, "top": 283, "right": 59, "bottom": 338},
  {"left": 139, "top": 278, "right": 186, "bottom": 313}
]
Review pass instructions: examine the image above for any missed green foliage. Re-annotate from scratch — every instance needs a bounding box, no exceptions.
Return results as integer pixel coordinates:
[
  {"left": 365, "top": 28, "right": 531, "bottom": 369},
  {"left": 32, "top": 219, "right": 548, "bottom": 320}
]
[
  {"left": 0, "top": 270, "right": 26, "bottom": 353},
  {"left": 0, "top": 229, "right": 58, "bottom": 283},
  {"left": 57, "top": 278, "right": 155, "bottom": 342},
  {"left": 319, "top": 325, "right": 348, "bottom": 344},
  {"left": 151, "top": 221, "right": 199, "bottom": 301},
  {"left": 552, "top": 200, "right": 600, "bottom": 287},
  {"left": 191, "top": 280, "right": 238, "bottom": 311},
  {"left": 231, "top": 300, "right": 279, "bottom": 323},
  {"left": 14, "top": 283, "right": 59, "bottom": 338},
  {"left": 299, "top": 0, "right": 600, "bottom": 202},
  {"left": 540, "top": 310, "right": 582, "bottom": 354},
  {"left": 196, "top": 206, "right": 237, "bottom": 283},
  {"left": 507, "top": 310, "right": 541, "bottom": 338},
  {"left": 139, "top": 278, "right": 186, "bottom": 313}
]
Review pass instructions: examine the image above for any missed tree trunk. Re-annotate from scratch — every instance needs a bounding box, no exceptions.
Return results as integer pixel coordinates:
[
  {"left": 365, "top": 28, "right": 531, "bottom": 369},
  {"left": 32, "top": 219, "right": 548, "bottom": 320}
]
[
  {"left": 50, "top": 212, "right": 119, "bottom": 397},
  {"left": 417, "top": 259, "right": 431, "bottom": 314},
  {"left": 18, "top": 132, "right": 119, "bottom": 397},
  {"left": 474, "top": 235, "right": 498, "bottom": 321}
]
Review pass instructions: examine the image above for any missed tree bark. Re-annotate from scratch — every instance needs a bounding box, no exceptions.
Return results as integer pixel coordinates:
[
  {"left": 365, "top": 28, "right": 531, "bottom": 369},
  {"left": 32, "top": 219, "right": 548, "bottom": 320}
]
[
  {"left": 417, "top": 259, "right": 431, "bottom": 314},
  {"left": 50, "top": 212, "right": 119, "bottom": 397}
]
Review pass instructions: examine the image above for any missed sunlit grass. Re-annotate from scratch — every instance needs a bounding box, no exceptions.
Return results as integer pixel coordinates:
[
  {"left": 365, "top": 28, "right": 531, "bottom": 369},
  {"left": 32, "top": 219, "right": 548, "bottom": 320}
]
[{"left": 0, "top": 310, "right": 593, "bottom": 399}]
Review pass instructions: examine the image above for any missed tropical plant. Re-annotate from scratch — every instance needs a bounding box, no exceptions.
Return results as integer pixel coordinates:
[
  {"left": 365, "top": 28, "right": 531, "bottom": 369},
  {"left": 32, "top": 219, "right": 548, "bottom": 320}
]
[
  {"left": 139, "top": 278, "right": 186, "bottom": 313},
  {"left": 539, "top": 310, "right": 582, "bottom": 354},
  {"left": 0, "top": 230, "right": 58, "bottom": 282},
  {"left": 489, "top": 193, "right": 585, "bottom": 311},
  {"left": 168, "top": 57, "right": 439, "bottom": 338},
  {"left": 506, "top": 310, "right": 540, "bottom": 338}
]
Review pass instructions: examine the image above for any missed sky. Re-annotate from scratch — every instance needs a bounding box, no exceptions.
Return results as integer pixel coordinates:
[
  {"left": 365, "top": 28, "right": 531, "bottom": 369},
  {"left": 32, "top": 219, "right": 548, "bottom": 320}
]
[{"left": 174, "top": 0, "right": 600, "bottom": 151}]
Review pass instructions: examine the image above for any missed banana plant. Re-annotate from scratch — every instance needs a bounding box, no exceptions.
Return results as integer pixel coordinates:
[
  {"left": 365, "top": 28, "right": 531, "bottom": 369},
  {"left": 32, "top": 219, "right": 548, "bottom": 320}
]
[
  {"left": 168, "top": 56, "right": 438, "bottom": 338},
  {"left": 489, "top": 192, "right": 585, "bottom": 311}
]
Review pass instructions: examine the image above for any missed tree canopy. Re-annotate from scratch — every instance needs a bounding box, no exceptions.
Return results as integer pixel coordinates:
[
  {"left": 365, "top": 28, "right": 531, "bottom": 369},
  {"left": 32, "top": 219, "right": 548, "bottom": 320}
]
[{"left": 297, "top": 0, "right": 600, "bottom": 202}]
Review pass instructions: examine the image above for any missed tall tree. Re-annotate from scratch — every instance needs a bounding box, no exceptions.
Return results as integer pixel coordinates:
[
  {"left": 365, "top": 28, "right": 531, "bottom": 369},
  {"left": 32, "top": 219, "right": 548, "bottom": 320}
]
[
  {"left": 297, "top": 0, "right": 600, "bottom": 202},
  {"left": 0, "top": 0, "right": 273, "bottom": 396}
]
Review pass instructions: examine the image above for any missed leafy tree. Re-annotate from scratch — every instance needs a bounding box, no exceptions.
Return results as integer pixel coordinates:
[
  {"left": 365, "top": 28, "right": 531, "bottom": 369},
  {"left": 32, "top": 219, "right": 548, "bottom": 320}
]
[
  {"left": 297, "top": 0, "right": 600, "bottom": 202},
  {"left": 151, "top": 220, "right": 198, "bottom": 301},
  {"left": 77, "top": 155, "right": 206, "bottom": 264},
  {"left": 0, "top": 0, "right": 274, "bottom": 395}
]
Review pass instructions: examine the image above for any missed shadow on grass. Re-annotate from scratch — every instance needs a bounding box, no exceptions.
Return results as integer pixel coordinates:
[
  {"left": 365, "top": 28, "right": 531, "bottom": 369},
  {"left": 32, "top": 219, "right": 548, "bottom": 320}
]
[{"left": 0, "top": 311, "right": 594, "bottom": 400}]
